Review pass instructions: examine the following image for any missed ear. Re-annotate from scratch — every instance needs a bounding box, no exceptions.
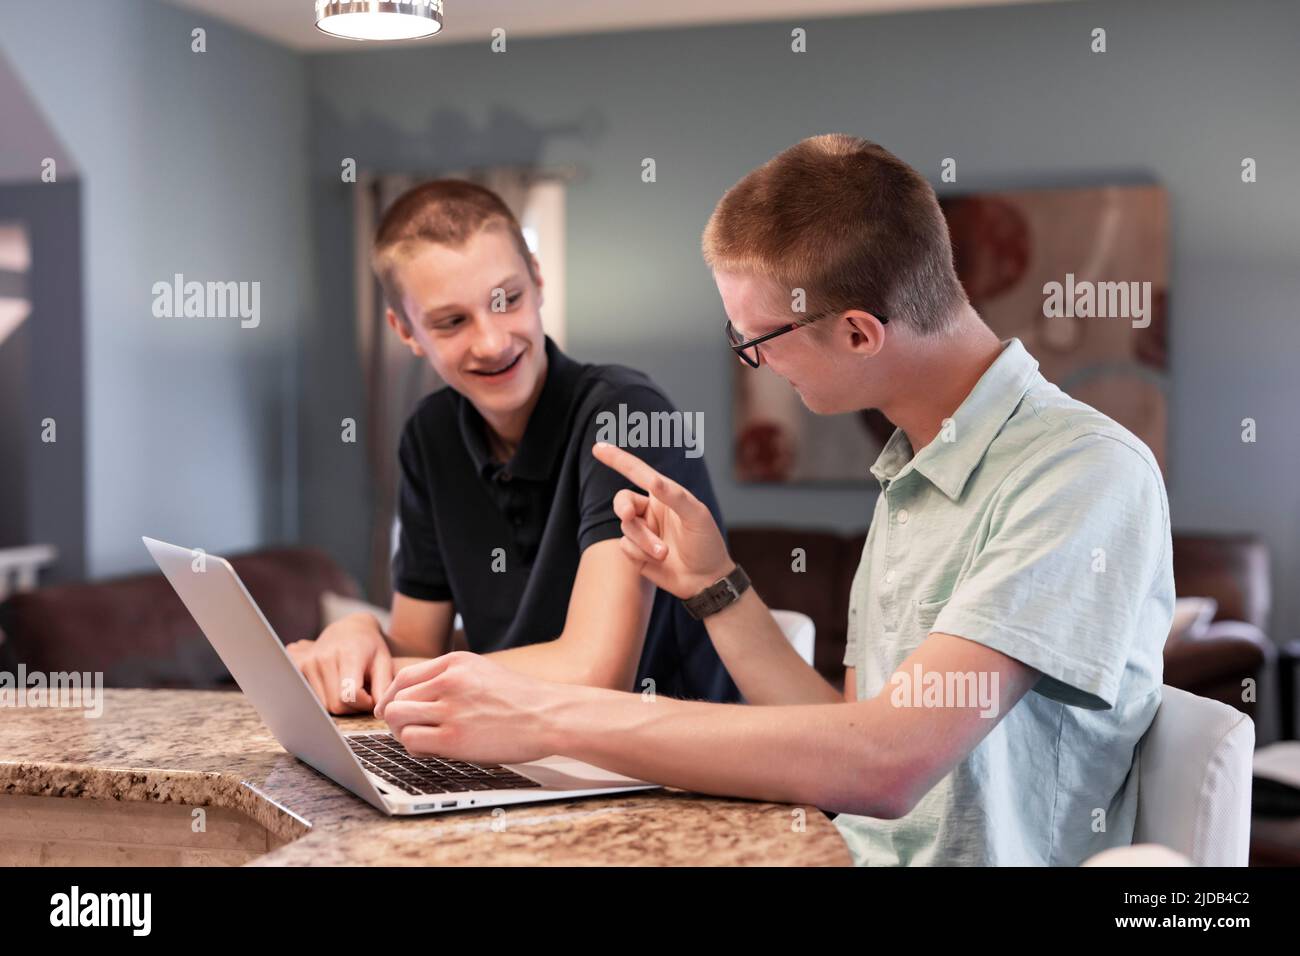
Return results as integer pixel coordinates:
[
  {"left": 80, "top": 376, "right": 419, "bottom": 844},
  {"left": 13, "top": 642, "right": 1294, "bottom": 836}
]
[
  {"left": 530, "top": 253, "right": 545, "bottom": 305},
  {"left": 386, "top": 308, "right": 425, "bottom": 357},
  {"left": 840, "top": 310, "right": 888, "bottom": 358}
]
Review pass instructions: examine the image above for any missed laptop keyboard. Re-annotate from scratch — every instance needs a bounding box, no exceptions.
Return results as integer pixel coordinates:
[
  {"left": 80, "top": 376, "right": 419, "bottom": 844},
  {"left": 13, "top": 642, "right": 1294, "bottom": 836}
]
[{"left": 346, "top": 733, "right": 543, "bottom": 795}]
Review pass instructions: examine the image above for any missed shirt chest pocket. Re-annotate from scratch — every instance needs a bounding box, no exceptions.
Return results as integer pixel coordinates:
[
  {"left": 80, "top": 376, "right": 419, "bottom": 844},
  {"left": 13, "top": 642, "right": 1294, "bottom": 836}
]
[{"left": 914, "top": 590, "right": 952, "bottom": 634}]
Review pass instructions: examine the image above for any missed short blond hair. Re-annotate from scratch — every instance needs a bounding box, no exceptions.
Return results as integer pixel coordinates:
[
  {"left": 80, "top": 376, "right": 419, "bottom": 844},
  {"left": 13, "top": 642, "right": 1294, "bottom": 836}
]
[
  {"left": 372, "top": 179, "right": 537, "bottom": 326},
  {"left": 701, "top": 134, "right": 967, "bottom": 335}
]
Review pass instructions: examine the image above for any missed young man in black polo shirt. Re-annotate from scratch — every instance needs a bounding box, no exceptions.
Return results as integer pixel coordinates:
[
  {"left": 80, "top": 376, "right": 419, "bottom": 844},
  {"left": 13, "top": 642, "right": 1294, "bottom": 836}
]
[{"left": 287, "top": 180, "right": 738, "bottom": 713}]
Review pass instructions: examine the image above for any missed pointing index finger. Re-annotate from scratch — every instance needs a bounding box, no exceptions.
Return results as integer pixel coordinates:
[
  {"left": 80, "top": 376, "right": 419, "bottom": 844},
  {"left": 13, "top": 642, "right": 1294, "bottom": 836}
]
[
  {"left": 592, "top": 442, "right": 696, "bottom": 511},
  {"left": 593, "top": 441, "right": 660, "bottom": 486}
]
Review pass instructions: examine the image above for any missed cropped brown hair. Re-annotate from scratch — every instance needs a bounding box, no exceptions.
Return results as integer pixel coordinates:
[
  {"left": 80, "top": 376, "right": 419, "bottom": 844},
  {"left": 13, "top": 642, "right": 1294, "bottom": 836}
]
[
  {"left": 701, "top": 134, "right": 967, "bottom": 335},
  {"left": 372, "top": 179, "right": 537, "bottom": 326}
]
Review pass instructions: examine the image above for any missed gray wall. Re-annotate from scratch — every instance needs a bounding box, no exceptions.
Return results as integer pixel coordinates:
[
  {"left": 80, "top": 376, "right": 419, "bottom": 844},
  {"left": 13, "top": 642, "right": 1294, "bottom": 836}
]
[
  {"left": 0, "top": 49, "right": 77, "bottom": 184},
  {"left": 0, "top": 48, "right": 84, "bottom": 575},
  {"left": 2, "top": 0, "right": 1296, "bottom": 639},
  {"left": 0, "top": 0, "right": 312, "bottom": 577},
  {"left": 0, "top": 182, "right": 86, "bottom": 580},
  {"left": 0, "top": 234, "right": 30, "bottom": 547},
  {"left": 303, "top": 0, "right": 1300, "bottom": 636}
]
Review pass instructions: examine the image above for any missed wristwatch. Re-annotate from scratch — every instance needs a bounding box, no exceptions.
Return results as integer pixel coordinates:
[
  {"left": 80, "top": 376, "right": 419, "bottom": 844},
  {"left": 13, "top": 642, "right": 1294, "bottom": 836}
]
[{"left": 682, "top": 565, "right": 751, "bottom": 620}]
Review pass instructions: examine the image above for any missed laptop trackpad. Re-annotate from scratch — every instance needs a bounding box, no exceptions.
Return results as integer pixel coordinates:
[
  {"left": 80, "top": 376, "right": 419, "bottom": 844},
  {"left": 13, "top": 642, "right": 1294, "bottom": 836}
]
[{"left": 509, "top": 756, "right": 646, "bottom": 790}]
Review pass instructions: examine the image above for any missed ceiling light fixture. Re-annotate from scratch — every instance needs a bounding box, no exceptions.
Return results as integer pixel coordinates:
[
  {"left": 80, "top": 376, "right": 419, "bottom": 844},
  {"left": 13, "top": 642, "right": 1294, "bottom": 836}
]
[{"left": 314, "top": 1, "right": 444, "bottom": 42}]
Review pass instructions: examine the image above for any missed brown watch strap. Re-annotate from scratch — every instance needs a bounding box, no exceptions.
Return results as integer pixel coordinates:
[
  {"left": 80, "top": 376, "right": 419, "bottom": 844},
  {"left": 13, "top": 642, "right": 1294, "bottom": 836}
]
[{"left": 682, "top": 565, "right": 751, "bottom": 620}]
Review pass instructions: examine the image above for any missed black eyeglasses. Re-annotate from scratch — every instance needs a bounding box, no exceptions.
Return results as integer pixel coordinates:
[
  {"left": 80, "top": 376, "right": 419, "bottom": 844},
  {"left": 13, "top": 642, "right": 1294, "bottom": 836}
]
[{"left": 725, "top": 310, "right": 889, "bottom": 368}]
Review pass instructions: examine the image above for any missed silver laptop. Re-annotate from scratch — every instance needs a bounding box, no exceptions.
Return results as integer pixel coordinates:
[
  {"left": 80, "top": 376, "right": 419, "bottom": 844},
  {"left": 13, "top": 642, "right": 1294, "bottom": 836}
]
[{"left": 143, "top": 536, "right": 657, "bottom": 815}]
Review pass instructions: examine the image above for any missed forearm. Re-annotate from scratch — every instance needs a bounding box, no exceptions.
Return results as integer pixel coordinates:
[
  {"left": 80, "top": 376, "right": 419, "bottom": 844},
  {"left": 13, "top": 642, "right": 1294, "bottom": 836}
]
[
  {"left": 542, "top": 685, "right": 908, "bottom": 817},
  {"left": 487, "top": 641, "right": 622, "bottom": 688},
  {"left": 702, "top": 588, "right": 841, "bottom": 705},
  {"left": 484, "top": 542, "right": 652, "bottom": 690},
  {"left": 383, "top": 595, "right": 454, "bottom": 658},
  {"left": 385, "top": 628, "right": 449, "bottom": 659}
]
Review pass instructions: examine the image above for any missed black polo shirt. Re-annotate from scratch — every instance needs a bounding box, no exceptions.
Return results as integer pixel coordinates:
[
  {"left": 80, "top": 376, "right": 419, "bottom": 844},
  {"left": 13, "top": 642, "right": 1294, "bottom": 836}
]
[{"left": 392, "top": 337, "right": 740, "bottom": 703}]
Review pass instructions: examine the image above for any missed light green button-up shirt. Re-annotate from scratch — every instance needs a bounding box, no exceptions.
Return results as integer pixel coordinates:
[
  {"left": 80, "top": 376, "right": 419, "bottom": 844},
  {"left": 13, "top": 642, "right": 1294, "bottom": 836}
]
[{"left": 835, "top": 338, "right": 1173, "bottom": 866}]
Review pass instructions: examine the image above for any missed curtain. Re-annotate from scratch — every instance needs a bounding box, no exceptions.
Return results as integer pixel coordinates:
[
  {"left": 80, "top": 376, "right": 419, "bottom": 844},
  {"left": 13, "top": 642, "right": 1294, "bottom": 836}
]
[{"left": 354, "top": 166, "right": 538, "bottom": 602}]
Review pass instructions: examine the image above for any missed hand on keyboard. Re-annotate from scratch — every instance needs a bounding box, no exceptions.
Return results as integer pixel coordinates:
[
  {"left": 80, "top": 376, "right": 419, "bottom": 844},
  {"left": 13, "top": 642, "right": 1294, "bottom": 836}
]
[
  {"left": 376, "top": 652, "right": 558, "bottom": 766},
  {"left": 286, "top": 612, "right": 394, "bottom": 715}
]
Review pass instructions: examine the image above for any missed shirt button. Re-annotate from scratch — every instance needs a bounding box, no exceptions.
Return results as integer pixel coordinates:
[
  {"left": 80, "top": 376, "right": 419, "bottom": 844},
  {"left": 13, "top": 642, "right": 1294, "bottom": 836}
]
[
  {"left": 897, "top": 509, "right": 910, "bottom": 525},
  {"left": 884, "top": 569, "right": 896, "bottom": 585}
]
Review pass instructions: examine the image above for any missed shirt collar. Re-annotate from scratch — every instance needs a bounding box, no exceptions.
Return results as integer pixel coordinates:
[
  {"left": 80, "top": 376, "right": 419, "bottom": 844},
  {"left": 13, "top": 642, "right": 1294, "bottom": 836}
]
[
  {"left": 869, "top": 338, "right": 1039, "bottom": 500},
  {"left": 457, "top": 336, "right": 582, "bottom": 481}
]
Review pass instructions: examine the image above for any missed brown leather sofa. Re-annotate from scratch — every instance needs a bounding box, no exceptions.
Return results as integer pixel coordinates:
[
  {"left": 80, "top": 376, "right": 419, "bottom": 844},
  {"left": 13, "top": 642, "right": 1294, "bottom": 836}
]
[
  {"left": 0, "top": 535, "right": 1281, "bottom": 741},
  {"left": 0, "top": 547, "right": 359, "bottom": 688},
  {"left": 728, "top": 527, "right": 1280, "bottom": 741}
]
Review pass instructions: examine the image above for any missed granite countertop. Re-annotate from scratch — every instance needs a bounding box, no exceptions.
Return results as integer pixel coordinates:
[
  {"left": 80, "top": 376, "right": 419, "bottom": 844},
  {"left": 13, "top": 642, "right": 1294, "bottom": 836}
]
[{"left": 0, "top": 689, "right": 851, "bottom": 866}]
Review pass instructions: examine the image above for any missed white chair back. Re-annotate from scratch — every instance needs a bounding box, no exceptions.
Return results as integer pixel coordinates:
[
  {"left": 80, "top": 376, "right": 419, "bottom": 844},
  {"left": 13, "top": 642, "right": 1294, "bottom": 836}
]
[
  {"left": 1133, "top": 684, "right": 1254, "bottom": 866},
  {"left": 770, "top": 609, "right": 815, "bottom": 667}
]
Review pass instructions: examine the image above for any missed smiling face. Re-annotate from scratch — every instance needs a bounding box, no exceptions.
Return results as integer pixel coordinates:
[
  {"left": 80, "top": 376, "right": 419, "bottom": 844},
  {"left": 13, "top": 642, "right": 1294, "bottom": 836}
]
[
  {"left": 387, "top": 228, "right": 547, "bottom": 433},
  {"left": 714, "top": 270, "right": 882, "bottom": 416}
]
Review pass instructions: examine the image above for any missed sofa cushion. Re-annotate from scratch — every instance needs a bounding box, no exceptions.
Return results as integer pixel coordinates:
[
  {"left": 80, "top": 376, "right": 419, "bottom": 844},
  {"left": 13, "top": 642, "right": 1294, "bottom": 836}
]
[
  {"left": 727, "top": 527, "right": 861, "bottom": 686},
  {"left": 1172, "top": 535, "right": 1270, "bottom": 630},
  {"left": 0, "top": 547, "right": 359, "bottom": 688},
  {"left": 730, "top": 526, "right": 1271, "bottom": 708}
]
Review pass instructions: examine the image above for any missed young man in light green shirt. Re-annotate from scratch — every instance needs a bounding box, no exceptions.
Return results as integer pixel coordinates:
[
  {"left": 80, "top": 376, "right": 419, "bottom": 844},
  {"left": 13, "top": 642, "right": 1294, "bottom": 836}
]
[{"left": 371, "top": 134, "right": 1175, "bottom": 866}]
